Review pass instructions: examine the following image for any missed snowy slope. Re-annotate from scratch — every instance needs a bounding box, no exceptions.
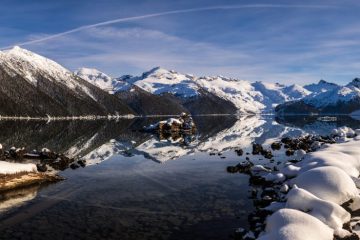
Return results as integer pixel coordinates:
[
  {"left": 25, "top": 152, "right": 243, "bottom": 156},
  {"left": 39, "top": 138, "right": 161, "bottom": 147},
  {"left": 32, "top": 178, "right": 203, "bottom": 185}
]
[
  {"left": 301, "top": 79, "right": 360, "bottom": 108},
  {"left": 252, "top": 82, "right": 310, "bottom": 110},
  {"left": 303, "top": 85, "right": 359, "bottom": 108},
  {"left": 125, "top": 67, "right": 200, "bottom": 97},
  {"left": 196, "top": 76, "right": 264, "bottom": 113},
  {"left": 304, "top": 80, "right": 339, "bottom": 95},
  {"left": 122, "top": 67, "right": 311, "bottom": 113},
  {"left": 75, "top": 66, "right": 318, "bottom": 114},
  {"left": 276, "top": 78, "right": 360, "bottom": 115},
  {"left": 0, "top": 46, "right": 97, "bottom": 100},
  {"left": 75, "top": 68, "right": 131, "bottom": 94}
]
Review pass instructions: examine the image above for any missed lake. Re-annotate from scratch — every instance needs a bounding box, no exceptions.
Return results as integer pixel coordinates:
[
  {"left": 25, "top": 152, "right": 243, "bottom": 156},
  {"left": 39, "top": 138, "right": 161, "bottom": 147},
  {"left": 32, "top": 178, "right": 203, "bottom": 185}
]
[{"left": 0, "top": 115, "right": 359, "bottom": 240}]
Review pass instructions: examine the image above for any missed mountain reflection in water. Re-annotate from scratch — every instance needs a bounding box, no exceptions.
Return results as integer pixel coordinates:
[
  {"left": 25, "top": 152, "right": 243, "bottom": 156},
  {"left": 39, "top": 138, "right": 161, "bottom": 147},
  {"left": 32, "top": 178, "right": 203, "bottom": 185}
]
[{"left": 0, "top": 115, "right": 360, "bottom": 240}]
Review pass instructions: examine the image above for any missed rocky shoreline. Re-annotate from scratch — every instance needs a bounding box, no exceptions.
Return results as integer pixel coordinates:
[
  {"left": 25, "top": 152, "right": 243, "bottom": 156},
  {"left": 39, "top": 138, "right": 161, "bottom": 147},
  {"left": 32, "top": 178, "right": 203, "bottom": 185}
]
[
  {"left": 0, "top": 146, "right": 85, "bottom": 193},
  {"left": 228, "top": 127, "right": 360, "bottom": 240}
]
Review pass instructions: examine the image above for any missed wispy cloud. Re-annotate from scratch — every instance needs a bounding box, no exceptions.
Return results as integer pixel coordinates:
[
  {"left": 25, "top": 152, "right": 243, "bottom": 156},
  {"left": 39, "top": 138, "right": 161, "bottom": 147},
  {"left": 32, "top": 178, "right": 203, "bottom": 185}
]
[
  {"left": 25, "top": 25, "right": 354, "bottom": 85},
  {"left": 0, "top": 3, "right": 336, "bottom": 50}
]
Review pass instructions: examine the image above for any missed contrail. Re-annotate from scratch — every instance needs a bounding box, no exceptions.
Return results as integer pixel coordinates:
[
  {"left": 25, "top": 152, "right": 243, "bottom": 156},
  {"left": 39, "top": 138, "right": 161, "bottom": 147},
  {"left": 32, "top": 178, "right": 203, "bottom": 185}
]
[{"left": 1, "top": 4, "right": 335, "bottom": 50}]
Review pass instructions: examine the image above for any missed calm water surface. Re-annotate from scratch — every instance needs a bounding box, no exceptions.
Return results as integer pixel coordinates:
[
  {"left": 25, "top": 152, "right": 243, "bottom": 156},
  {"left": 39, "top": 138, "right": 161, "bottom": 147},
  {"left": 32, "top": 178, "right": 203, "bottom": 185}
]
[{"left": 0, "top": 115, "right": 359, "bottom": 240}]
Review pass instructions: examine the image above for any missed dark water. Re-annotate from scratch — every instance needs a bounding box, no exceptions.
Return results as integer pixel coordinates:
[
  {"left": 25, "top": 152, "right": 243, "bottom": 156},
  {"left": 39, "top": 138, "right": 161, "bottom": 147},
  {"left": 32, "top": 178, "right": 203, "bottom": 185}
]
[{"left": 0, "top": 115, "right": 359, "bottom": 240}]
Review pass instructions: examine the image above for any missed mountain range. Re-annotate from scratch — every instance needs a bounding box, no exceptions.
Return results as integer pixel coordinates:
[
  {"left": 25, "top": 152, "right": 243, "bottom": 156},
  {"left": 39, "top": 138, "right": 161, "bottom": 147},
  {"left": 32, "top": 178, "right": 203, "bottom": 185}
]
[
  {"left": 0, "top": 46, "right": 358, "bottom": 116},
  {"left": 276, "top": 78, "right": 360, "bottom": 115}
]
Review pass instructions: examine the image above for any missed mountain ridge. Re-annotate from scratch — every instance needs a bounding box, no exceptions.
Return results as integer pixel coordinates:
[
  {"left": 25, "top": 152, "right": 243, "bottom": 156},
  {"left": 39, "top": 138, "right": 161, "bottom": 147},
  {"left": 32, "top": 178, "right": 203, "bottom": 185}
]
[
  {"left": 0, "top": 46, "right": 356, "bottom": 117},
  {"left": 0, "top": 46, "right": 134, "bottom": 117}
]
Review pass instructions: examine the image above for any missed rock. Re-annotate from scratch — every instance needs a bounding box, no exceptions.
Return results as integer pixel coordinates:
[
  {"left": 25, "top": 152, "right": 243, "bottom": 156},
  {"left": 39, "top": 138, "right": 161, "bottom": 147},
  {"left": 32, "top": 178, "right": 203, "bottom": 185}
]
[
  {"left": 252, "top": 144, "right": 263, "bottom": 155},
  {"left": 77, "top": 160, "right": 86, "bottom": 168},
  {"left": 36, "top": 163, "right": 47, "bottom": 172},
  {"left": 335, "top": 233, "right": 360, "bottom": 240},
  {"left": 280, "top": 184, "right": 289, "bottom": 193},
  {"left": 281, "top": 137, "right": 292, "bottom": 144},
  {"left": 261, "top": 149, "right": 273, "bottom": 159},
  {"left": 271, "top": 142, "right": 282, "bottom": 151},
  {"left": 70, "top": 163, "right": 79, "bottom": 169},
  {"left": 227, "top": 166, "right": 239, "bottom": 173},
  {"left": 285, "top": 149, "right": 295, "bottom": 156},
  {"left": 295, "top": 149, "right": 306, "bottom": 159},
  {"left": 235, "top": 149, "right": 244, "bottom": 156},
  {"left": 144, "top": 112, "right": 196, "bottom": 133},
  {"left": 8, "top": 147, "right": 26, "bottom": 159}
]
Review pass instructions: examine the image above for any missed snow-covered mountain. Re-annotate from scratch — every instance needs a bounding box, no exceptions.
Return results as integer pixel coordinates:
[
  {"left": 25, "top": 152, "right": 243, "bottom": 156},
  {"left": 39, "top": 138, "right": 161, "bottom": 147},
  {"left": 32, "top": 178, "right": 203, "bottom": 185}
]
[
  {"left": 76, "top": 66, "right": 316, "bottom": 114},
  {"left": 125, "top": 67, "right": 200, "bottom": 97},
  {"left": 1, "top": 46, "right": 351, "bottom": 117},
  {"left": 276, "top": 78, "right": 360, "bottom": 115},
  {"left": 0, "top": 46, "right": 134, "bottom": 117},
  {"left": 303, "top": 79, "right": 339, "bottom": 95},
  {"left": 119, "top": 67, "right": 311, "bottom": 114},
  {"left": 75, "top": 67, "right": 130, "bottom": 94}
]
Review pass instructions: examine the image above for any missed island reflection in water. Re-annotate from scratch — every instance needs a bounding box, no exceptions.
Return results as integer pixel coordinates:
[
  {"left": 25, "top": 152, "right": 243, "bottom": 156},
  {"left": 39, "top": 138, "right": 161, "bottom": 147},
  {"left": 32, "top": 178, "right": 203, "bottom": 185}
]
[{"left": 0, "top": 115, "right": 359, "bottom": 240}]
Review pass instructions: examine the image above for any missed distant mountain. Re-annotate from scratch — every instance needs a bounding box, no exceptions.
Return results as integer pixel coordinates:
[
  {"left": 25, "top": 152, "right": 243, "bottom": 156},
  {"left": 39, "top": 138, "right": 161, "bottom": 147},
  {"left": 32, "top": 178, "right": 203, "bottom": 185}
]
[
  {"left": 76, "top": 66, "right": 317, "bottom": 115},
  {"left": 4, "top": 47, "right": 349, "bottom": 117},
  {"left": 276, "top": 78, "right": 360, "bottom": 115},
  {"left": 78, "top": 67, "right": 237, "bottom": 115},
  {"left": 121, "top": 67, "right": 310, "bottom": 114},
  {"left": 75, "top": 67, "right": 130, "bottom": 94},
  {"left": 303, "top": 79, "right": 339, "bottom": 95},
  {"left": 0, "top": 47, "right": 134, "bottom": 117},
  {"left": 76, "top": 67, "right": 189, "bottom": 115},
  {"left": 251, "top": 82, "right": 310, "bottom": 112},
  {"left": 124, "top": 67, "right": 238, "bottom": 115},
  {"left": 115, "top": 85, "right": 190, "bottom": 116}
]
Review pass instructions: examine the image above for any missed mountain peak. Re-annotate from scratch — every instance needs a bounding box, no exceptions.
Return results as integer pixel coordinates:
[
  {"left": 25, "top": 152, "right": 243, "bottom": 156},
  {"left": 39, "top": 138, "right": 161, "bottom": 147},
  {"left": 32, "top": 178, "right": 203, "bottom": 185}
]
[
  {"left": 142, "top": 66, "right": 171, "bottom": 77},
  {"left": 76, "top": 67, "right": 112, "bottom": 83},
  {"left": 5, "top": 45, "right": 35, "bottom": 56},
  {"left": 352, "top": 77, "right": 360, "bottom": 83},
  {"left": 347, "top": 78, "right": 360, "bottom": 88}
]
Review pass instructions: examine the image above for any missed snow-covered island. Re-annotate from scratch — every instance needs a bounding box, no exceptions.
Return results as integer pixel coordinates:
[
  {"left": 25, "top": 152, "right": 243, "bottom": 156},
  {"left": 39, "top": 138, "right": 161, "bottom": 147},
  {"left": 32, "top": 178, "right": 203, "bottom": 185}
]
[
  {"left": 144, "top": 113, "right": 196, "bottom": 134},
  {"left": 231, "top": 127, "right": 360, "bottom": 240}
]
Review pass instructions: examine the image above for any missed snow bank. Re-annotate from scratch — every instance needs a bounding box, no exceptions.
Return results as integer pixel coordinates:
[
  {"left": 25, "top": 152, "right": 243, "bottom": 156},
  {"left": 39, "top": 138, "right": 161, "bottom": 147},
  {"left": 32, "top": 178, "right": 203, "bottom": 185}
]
[
  {"left": 258, "top": 209, "right": 333, "bottom": 240},
  {"left": 286, "top": 186, "right": 350, "bottom": 231},
  {"left": 259, "top": 127, "right": 360, "bottom": 239},
  {"left": 0, "top": 161, "right": 37, "bottom": 175},
  {"left": 292, "top": 166, "right": 358, "bottom": 205}
]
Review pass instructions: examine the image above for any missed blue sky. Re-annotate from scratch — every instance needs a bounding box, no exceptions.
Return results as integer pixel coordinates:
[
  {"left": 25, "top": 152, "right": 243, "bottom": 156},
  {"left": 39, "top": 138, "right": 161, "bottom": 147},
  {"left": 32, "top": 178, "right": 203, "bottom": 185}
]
[{"left": 1, "top": 0, "right": 360, "bottom": 84}]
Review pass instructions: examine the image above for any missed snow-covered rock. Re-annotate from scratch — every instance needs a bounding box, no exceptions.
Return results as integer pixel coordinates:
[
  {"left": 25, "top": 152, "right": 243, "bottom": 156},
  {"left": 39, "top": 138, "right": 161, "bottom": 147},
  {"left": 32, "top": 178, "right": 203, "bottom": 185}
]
[
  {"left": 259, "top": 127, "right": 360, "bottom": 239},
  {"left": 286, "top": 186, "right": 350, "bottom": 232},
  {"left": 292, "top": 166, "right": 358, "bottom": 205},
  {"left": 258, "top": 209, "right": 333, "bottom": 240}
]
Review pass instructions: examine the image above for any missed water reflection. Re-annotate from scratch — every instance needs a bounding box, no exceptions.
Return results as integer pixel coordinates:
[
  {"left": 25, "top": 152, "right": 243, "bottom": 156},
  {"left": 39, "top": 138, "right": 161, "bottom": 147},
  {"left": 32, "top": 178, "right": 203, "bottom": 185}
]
[
  {"left": 0, "top": 115, "right": 360, "bottom": 239},
  {"left": 0, "top": 115, "right": 359, "bottom": 164}
]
